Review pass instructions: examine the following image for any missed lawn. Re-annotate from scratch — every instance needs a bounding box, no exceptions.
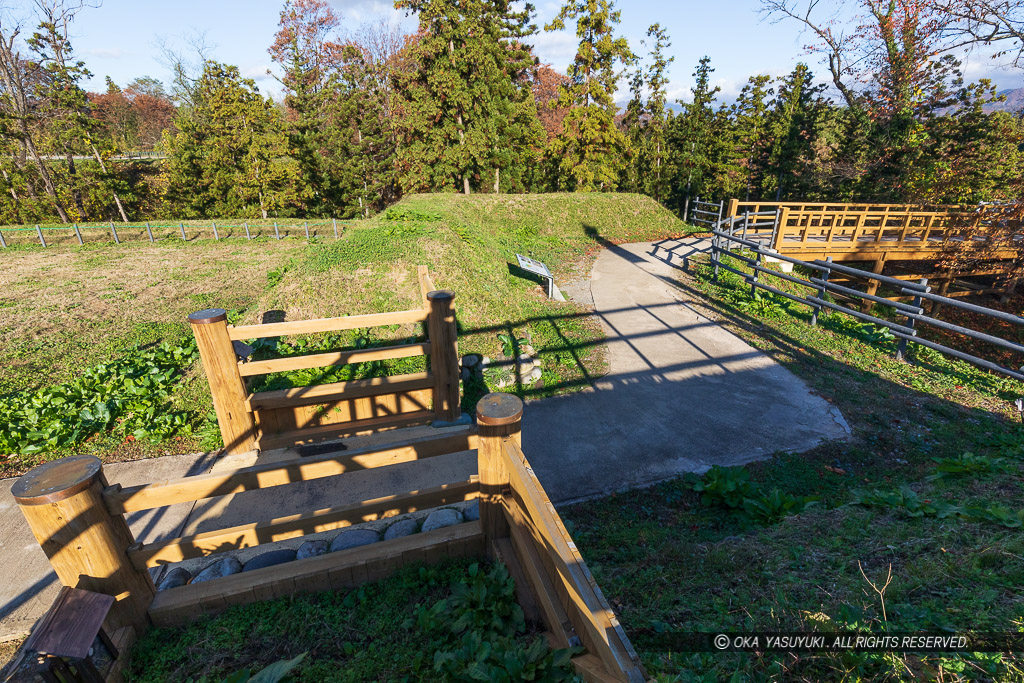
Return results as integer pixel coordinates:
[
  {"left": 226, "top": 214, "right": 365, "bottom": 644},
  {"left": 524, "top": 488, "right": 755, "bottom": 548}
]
[
  {"left": 0, "top": 192, "right": 693, "bottom": 476},
  {"left": 561, "top": 253, "right": 1024, "bottom": 681}
]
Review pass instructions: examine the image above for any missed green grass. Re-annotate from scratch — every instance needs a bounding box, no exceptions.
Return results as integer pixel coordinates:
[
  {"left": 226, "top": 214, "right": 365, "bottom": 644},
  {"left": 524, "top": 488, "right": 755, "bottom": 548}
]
[
  {"left": 125, "top": 559, "right": 579, "bottom": 683},
  {"left": 561, "top": 254, "right": 1024, "bottom": 682},
  {"left": 0, "top": 193, "right": 693, "bottom": 475}
]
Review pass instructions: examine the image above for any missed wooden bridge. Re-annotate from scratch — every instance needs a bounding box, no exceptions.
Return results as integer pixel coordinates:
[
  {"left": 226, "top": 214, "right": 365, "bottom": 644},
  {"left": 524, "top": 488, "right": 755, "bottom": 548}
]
[{"left": 724, "top": 200, "right": 1024, "bottom": 301}]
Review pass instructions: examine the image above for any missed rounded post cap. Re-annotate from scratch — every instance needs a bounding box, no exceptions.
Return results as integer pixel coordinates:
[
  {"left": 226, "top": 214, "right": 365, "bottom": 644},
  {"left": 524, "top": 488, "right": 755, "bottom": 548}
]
[
  {"left": 12, "top": 455, "right": 103, "bottom": 505},
  {"left": 188, "top": 308, "right": 228, "bottom": 324},
  {"left": 426, "top": 290, "right": 455, "bottom": 302},
  {"left": 476, "top": 393, "right": 524, "bottom": 427}
]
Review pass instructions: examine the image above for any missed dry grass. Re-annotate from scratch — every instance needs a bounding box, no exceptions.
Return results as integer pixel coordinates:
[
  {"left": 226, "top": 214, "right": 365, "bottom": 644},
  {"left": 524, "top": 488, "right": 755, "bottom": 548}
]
[{"left": 0, "top": 241, "right": 305, "bottom": 393}]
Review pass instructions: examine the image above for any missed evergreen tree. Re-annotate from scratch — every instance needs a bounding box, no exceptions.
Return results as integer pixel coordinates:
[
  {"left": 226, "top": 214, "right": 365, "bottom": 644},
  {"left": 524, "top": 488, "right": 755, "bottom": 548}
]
[
  {"left": 665, "top": 56, "right": 720, "bottom": 211},
  {"left": 269, "top": 0, "right": 346, "bottom": 215},
  {"left": 619, "top": 24, "right": 673, "bottom": 201},
  {"left": 725, "top": 74, "right": 773, "bottom": 201},
  {"left": 394, "top": 0, "right": 544, "bottom": 195},
  {"left": 164, "top": 61, "right": 296, "bottom": 218},
  {"left": 764, "top": 63, "right": 826, "bottom": 200},
  {"left": 544, "top": 0, "right": 634, "bottom": 191}
]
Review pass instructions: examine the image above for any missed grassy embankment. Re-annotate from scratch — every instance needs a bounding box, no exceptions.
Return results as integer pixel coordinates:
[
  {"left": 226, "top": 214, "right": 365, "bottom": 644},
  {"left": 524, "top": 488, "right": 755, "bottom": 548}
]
[
  {"left": 563, "top": 252, "right": 1024, "bottom": 681},
  {"left": 0, "top": 192, "right": 690, "bottom": 476}
]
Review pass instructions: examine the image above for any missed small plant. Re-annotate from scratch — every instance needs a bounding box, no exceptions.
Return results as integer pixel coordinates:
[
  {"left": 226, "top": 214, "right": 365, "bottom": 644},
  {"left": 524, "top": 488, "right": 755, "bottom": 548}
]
[
  {"left": 382, "top": 206, "right": 442, "bottom": 222},
  {"left": 742, "top": 488, "right": 817, "bottom": 524},
  {"left": 693, "top": 465, "right": 755, "bottom": 509},
  {"left": 860, "top": 323, "right": 896, "bottom": 347},
  {"left": 929, "top": 452, "right": 1010, "bottom": 479},
  {"left": 737, "top": 291, "right": 787, "bottom": 318},
  {"left": 206, "top": 653, "right": 306, "bottom": 683},
  {"left": 497, "top": 333, "right": 528, "bottom": 358}
]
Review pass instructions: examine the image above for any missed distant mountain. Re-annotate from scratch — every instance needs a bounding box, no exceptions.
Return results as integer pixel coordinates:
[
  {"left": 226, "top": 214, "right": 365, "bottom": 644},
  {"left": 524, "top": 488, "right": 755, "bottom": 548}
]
[{"left": 984, "top": 87, "right": 1024, "bottom": 114}]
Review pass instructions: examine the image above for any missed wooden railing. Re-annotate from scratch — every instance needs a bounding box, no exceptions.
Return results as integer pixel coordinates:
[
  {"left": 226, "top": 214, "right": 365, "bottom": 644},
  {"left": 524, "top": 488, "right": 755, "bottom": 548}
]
[
  {"left": 724, "top": 200, "right": 1024, "bottom": 262},
  {"left": 12, "top": 393, "right": 647, "bottom": 682},
  {"left": 191, "top": 266, "right": 460, "bottom": 455}
]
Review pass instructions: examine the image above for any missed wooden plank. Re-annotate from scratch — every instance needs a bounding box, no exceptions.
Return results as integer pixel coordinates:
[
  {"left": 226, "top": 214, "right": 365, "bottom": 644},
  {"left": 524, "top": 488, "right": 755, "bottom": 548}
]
[
  {"left": 505, "top": 503, "right": 578, "bottom": 649},
  {"left": 130, "top": 477, "right": 480, "bottom": 568},
  {"left": 228, "top": 308, "right": 429, "bottom": 341},
  {"left": 418, "top": 265, "right": 436, "bottom": 309},
  {"left": 257, "top": 409, "right": 435, "bottom": 451},
  {"left": 148, "top": 521, "right": 485, "bottom": 627},
  {"left": 246, "top": 372, "right": 434, "bottom": 411},
  {"left": 105, "top": 428, "right": 480, "bottom": 514},
  {"left": 492, "top": 536, "right": 541, "bottom": 626},
  {"left": 238, "top": 342, "right": 430, "bottom": 377},
  {"left": 502, "top": 439, "right": 645, "bottom": 682},
  {"left": 573, "top": 654, "right": 629, "bottom": 683},
  {"left": 25, "top": 587, "right": 115, "bottom": 660}
]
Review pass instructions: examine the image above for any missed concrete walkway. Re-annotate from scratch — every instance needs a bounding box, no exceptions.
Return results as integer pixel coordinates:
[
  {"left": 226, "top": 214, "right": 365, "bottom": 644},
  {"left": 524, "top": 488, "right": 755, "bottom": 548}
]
[
  {"left": 0, "top": 238, "right": 849, "bottom": 640},
  {"left": 520, "top": 238, "right": 850, "bottom": 503}
]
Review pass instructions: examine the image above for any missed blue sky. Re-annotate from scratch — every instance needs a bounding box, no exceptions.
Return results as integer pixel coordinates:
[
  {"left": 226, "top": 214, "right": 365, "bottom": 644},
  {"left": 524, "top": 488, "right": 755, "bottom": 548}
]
[{"left": 16, "top": 0, "right": 1024, "bottom": 104}]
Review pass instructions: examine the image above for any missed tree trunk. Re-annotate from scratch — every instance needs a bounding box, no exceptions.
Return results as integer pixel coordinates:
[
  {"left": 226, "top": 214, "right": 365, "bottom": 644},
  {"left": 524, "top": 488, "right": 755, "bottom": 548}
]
[
  {"left": 26, "top": 137, "right": 70, "bottom": 223},
  {"left": 91, "top": 145, "right": 129, "bottom": 222},
  {"left": 65, "top": 149, "right": 85, "bottom": 218}
]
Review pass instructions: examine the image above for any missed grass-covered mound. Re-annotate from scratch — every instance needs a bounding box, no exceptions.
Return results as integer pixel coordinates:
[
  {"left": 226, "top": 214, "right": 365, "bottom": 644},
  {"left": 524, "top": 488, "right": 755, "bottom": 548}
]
[{"left": 0, "top": 192, "right": 690, "bottom": 474}]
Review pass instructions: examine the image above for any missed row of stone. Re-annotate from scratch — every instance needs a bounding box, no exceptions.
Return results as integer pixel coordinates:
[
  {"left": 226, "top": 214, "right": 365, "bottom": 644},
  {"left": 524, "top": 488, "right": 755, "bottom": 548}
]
[{"left": 157, "top": 502, "right": 478, "bottom": 591}]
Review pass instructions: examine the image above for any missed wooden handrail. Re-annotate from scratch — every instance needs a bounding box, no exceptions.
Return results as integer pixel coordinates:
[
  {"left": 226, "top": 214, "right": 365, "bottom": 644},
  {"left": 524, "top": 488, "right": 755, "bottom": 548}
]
[
  {"left": 228, "top": 308, "right": 429, "bottom": 341},
  {"left": 129, "top": 477, "right": 481, "bottom": 569},
  {"left": 418, "top": 265, "right": 436, "bottom": 309},
  {"left": 246, "top": 371, "right": 434, "bottom": 411},
  {"left": 238, "top": 342, "right": 429, "bottom": 377},
  {"left": 104, "top": 428, "right": 480, "bottom": 514},
  {"left": 501, "top": 438, "right": 645, "bottom": 682}
]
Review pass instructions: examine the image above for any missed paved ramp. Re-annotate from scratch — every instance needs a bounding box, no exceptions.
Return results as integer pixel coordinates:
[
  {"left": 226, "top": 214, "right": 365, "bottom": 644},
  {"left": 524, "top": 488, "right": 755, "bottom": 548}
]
[{"left": 522, "top": 239, "right": 850, "bottom": 503}]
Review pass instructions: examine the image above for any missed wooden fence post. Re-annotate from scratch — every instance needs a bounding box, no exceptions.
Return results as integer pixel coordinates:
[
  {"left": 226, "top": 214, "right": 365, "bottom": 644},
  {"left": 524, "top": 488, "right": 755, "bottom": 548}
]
[
  {"left": 427, "top": 291, "right": 460, "bottom": 422},
  {"left": 726, "top": 198, "right": 739, "bottom": 219},
  {"left": 333, "top": 218, "right": 339, "bottom": 239},
  {"left": 12, "top": 455, "right": 155, "bottom": 633},
  {"left": 476, "top": 393, "right": 522, "bottom": 549},
  {"left": 189, "top": 309, "right": 258, "bottom": 455}
]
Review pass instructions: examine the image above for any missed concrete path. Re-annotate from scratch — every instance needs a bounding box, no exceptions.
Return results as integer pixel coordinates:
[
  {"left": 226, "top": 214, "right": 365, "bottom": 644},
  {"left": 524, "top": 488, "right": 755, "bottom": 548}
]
[
  {"left": 521, "top": 238, "right": 850, "bottom": 503},
  {"left": 0, "top": 452, "right": 218, "bottom": 640}
]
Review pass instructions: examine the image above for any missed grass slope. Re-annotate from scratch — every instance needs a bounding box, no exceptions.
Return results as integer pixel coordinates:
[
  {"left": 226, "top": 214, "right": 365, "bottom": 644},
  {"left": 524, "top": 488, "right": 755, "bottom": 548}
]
[{"left": 0, "top": 192, "right": 690, "bottom": 475}]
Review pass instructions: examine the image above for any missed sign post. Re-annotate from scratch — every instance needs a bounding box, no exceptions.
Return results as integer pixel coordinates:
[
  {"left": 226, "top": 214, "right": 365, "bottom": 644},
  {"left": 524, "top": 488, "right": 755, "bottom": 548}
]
[{"left": 516, "top": 254, "right": 556, "bottom": 299}]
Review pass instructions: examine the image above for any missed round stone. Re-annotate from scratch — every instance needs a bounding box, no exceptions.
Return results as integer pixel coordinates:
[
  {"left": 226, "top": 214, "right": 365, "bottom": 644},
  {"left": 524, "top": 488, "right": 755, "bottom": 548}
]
[
  {"left": 191, "top": 557, "right": 242, "bottom": 584},
  {"left": 421, "top": 508, "right": 464, "bottom": 532},
  {"left": 462, "top": 500, "right": 480, "bottom": 522},
  {"left": 157, "top": 567, "right": 191, "bottom": 591},
  {"left": 383, "top": 518, "right": 419, "bottom": 540},
  {"left": 242, "top": 548, "right": 296, "bottom": 572},
  {"left": 329, "top": 528, "right": 379, "bottom": 552},
  {"left": 297, "top": 540, "right": 329, "bottom": 560}
]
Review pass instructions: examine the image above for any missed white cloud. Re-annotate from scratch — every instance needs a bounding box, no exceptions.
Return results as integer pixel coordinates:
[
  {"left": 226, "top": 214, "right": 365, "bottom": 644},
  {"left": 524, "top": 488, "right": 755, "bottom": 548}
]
[{"left": 531, "top": 30, "right": 577, "bottom": 71}]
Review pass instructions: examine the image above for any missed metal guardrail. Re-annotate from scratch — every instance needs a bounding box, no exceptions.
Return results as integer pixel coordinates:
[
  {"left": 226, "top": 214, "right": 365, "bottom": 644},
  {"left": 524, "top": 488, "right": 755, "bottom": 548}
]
[
  {"left": 688, "top": 197, "right": 724, "bottom": 231},
  {"left": 711, "top": 215, "right": 1024, "bottom": 382}
]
